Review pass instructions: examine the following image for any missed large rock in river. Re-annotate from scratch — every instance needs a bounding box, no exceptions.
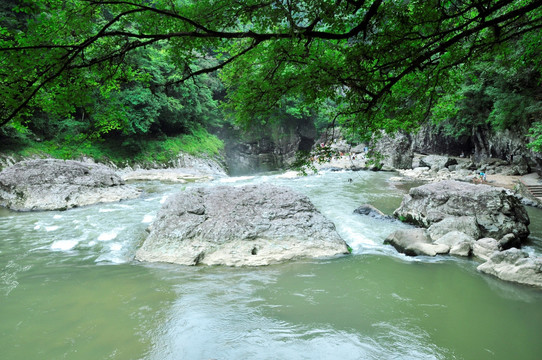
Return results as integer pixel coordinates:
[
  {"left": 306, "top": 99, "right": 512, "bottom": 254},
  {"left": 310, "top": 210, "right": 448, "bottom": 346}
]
[
  {"left": 393, "top": 180, "right": 530, "bottom": 241},
  {"left": 0, "top": 159, "right": 141, "bottom": 211},
  {"left": 135, "top": 184, "right": 349, "bottom": 266},
  {"left": 477, "top": 249, "right": 542, "bottom": 288}
]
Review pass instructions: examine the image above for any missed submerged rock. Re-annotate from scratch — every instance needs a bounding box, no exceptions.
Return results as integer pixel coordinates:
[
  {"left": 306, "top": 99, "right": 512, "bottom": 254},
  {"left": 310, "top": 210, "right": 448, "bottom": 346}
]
[
  {"left": 477, "top": 249, "right": 542, "bottom": 288},
  {"left": 353, "top": 204, "right": 395, "bottom": 221},
  {"left": 135, "top": 184, "right": 349, "bottom": 266},
  {"left": 394, "top": 180, "right": 530, "bottom": 241},
  {"left": 0, "top": 159, "right": 140, "bottom": 211}
]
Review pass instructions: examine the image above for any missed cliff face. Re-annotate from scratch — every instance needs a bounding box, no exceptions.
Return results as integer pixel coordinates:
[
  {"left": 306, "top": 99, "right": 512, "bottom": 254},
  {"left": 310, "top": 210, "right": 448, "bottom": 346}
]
[
  {"left": 410, "top": 123, "right": 542, "bottom": 175},
  {"left": 222, "top": 118, "right": 316, "bottom": 175},
  {"left": 220, "top": 117, "right": 541, "bottom": 176},
  {"left": 410, "top": 125, "right": 473, "bottom": 157}
]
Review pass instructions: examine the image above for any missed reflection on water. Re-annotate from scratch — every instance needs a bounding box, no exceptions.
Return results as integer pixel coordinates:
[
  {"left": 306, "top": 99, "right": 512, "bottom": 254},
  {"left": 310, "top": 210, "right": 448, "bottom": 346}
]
[{"left": 1, "top": 170, "right": 542, "bottom": 359}]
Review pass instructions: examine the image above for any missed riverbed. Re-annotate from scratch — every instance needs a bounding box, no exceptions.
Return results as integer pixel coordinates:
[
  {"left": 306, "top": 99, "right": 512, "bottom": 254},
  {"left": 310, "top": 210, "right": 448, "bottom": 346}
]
[{"left": 1, "top": 170, "right": 541, "bottom": 359}]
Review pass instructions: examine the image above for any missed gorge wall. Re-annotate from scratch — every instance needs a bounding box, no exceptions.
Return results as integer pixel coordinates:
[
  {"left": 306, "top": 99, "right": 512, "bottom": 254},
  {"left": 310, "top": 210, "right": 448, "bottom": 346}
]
[
  {"left": 219, "top": 116, "right": 541, "bottom": 176},
  {"left": 409, "top": 123, "right": 542, "bottom": 175},
  {"left": 221, "top": 117, "right": 316, "bottom": 175}
]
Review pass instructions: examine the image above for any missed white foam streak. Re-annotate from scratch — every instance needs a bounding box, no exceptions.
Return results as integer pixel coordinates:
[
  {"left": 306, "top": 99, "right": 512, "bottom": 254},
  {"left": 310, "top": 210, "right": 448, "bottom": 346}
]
[
  {"left": 142, "top": 214, "right": 155, "bottom": 224},
  {"left": 51, "top": 239, "right": 78, "bottom": 251},
  {"left": 98, "top": 230, "right": 119, "bottom": 241}
]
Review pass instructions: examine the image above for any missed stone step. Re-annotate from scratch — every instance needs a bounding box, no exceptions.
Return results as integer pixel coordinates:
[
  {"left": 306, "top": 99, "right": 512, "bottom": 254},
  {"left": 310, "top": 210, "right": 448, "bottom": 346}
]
[
  {"left": 525, "top": 184, "right": 542, "bottom": 197},
  {"left": 520, "top": 177, "right": 542, "bottom": 198}
]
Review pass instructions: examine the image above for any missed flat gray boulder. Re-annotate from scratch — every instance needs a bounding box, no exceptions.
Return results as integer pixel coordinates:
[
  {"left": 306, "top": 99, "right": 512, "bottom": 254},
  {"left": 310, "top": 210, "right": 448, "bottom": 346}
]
[
  {"left": 427, "top": 216, "right": 481, "bottom": 241},
  {"left": 0, "top": 159, "right": 141, "bottom": 211},
  {"left": 394, "top": 180, "right": 530, "bottom": 241},
  {"left": 135, "top": 184, "right": 349, "bottom": 266},
  {"left": 478, "top": 249, "right": 542, "bottom": 288},
  {"left": 384, "top": 228, "right": 450, "bottom": 256},
  {"left": 472, "top": 238, "right": 500, "bottom": 261},
  {"left": 434, "top": 230, "right": 474, "bottom": 248}
]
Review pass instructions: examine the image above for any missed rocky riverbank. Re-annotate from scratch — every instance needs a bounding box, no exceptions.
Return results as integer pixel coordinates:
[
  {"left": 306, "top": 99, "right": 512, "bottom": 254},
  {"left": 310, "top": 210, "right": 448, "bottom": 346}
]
[
  {"left": 381, "top": 180, "right": 542, "bottom": 288},
  {"left": 0, "top": 159, "right": 141, "bottom": 211},
  {"left": 118, "top": 153, "right": 227, "bottom": 183},
  {"left": 0, "top": 153, "right": 228, "bottom": 211},
  {"left": 306, "top": 140, "right": 542, "bottom": 207}
]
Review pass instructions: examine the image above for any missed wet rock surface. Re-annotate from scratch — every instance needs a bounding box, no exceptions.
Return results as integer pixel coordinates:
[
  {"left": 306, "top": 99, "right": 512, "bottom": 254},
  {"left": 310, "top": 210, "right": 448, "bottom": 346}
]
[{"left": 353, "top": 204, "right": 396, "bottom": 221}]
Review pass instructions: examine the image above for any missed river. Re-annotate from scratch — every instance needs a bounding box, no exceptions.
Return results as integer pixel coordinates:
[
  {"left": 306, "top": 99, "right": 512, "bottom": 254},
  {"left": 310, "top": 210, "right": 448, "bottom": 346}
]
[{"left": 1, "top": 170, "right": 542, "bottom": 359}]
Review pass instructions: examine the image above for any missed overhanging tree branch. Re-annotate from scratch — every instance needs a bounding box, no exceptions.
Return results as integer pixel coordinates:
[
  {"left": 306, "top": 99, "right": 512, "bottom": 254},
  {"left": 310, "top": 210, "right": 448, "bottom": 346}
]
[{"left": 1, "top": 0, "right": 541, "bottom": 128}]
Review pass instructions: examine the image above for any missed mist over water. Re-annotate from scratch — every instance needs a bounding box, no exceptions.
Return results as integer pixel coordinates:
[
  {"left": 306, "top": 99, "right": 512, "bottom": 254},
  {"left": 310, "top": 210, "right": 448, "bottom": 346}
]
[{"left": 1, "top": 170, "right": 542, "bottom": 359}]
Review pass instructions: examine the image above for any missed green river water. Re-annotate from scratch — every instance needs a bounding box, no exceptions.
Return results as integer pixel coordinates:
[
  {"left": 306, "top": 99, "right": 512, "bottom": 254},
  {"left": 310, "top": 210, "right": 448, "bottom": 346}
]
[{"left": 1, "top": 170, "right": 541, "bottom": 360}]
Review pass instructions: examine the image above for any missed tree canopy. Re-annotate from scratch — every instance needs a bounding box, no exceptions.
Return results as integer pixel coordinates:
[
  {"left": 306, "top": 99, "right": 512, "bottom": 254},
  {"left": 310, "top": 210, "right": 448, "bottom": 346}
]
[{"left": 1, "top": 0, "right": 541, "bottom": 140}]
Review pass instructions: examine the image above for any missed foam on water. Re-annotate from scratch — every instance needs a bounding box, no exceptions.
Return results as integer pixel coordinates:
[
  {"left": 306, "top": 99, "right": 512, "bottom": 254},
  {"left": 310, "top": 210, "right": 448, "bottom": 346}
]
[
  {"left": 45, "top": 226, "right": 59, "bottom": 232},
  {"left": 95, "top": 253, "right": 127, "bottom": 264},
  {"left": 98, "top": 209, "right": 116, "bottom": 213},
  {"left": 51, "top": 239, "right": 78, "bottom": 251},
  {"left": 97, "top": 230, "right": 119, "bottom": 241},
  {"left": 218, "top": 176, "right": 255, "bottom": 183},
  {"left": 142, "top": 214, "right": 155, "bottom": 224},
  {"left": 109, "top": 243, "right": 122, "bottom": 251},
  {"left": 275, "top": 171, "right": 300, "bottom": 179}
]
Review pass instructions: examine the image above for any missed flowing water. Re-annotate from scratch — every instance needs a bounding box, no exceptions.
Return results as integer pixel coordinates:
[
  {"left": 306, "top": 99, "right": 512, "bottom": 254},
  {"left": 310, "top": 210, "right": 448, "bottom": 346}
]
[{"left": 1, "top": 170, "right": 542, "bottom": 360}]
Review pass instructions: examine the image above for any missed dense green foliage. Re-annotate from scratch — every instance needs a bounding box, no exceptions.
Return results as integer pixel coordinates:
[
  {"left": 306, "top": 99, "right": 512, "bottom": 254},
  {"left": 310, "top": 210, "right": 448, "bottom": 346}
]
[
  {"left": 1, "top": 0, "right": 541, "bottom": 157},
  {"left": 432, "top": 34, "right": 542, "bottom": 142},
  {"left": 0, "top": 125, "right": 223, "bottom": 165}
]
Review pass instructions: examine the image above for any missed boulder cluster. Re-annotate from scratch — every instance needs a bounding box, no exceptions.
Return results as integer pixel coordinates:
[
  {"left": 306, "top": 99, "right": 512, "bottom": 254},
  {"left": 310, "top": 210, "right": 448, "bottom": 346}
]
[
  {"left": 394, "top": 154, "right": 530, "bottom": 184},
  {"left": 385, "top": 180, "right": 542, "bottom": 287}
]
